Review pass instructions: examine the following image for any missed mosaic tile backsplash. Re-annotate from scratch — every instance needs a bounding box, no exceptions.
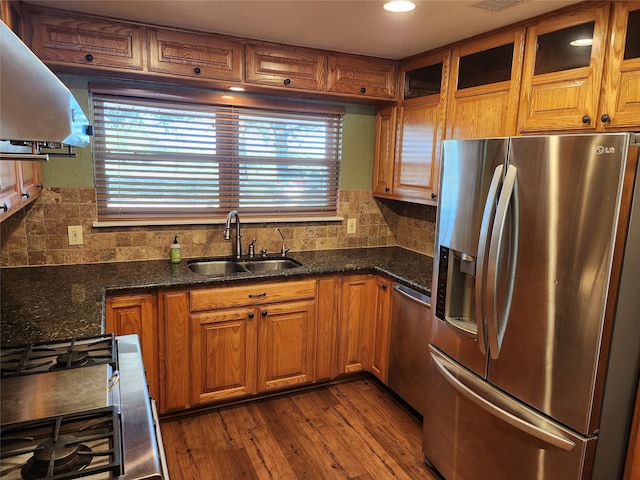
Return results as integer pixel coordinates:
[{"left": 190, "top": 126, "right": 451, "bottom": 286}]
[{"left": 1, "top": 188, "right": 435, "bottom": 266}]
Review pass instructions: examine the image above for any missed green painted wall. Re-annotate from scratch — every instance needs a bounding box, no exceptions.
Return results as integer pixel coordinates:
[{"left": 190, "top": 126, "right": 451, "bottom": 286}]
[{"left": 42, "top": 76, "right": 376, "bottom": 190}]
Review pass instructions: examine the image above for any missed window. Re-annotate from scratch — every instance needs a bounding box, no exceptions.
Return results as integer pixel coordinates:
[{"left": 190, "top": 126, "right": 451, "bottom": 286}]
[{"left": 90, "top": 86, "right": 343, "bottom": 221}]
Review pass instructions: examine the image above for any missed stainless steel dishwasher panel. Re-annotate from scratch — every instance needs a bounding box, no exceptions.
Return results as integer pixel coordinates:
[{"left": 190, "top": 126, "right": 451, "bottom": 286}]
[{"left": 388, "top": 284, "right": 431, "bottom": 415}]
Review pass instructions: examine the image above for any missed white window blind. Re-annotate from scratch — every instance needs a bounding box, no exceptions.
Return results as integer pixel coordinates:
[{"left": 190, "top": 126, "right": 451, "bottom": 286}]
[{"left": 91, "top": 90, "right": 343, "bottom": 221}]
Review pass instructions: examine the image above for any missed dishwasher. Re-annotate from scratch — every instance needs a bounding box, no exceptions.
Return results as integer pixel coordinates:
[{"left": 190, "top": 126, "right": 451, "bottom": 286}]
[{"left": 388, "top": 283, "right": 431, "bottom": 416}]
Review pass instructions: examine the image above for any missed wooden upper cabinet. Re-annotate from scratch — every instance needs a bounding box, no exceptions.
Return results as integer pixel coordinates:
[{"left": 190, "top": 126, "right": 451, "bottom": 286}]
[
  {"left": 147, "top": 28, "right": 243, "bottom": 82},
  {"left": 446, "top": 28, "right": 524, "bottom": 139},
  {"left": 392, "top": 50, "right": 450, "bottom": 204},
  {"left": 518, "top": 3, "right": 610, "bottom": 132},
  {"left": 372, "top": 105, "right": 397, "bottom": 197},
  {"left": 327, "top": 54, "right": 398, "bottom": 100},
  {"left": 28, "top": 10, "right": 144, "bottom": 72},
  {"left": 599, "top": 2, "right": 640, "bottom": 131},
  {"left": 245, "top": 43, "right": 327, "bottom": 91},
  {"left": 0, "top": 160, "right": 42, "bottom": 222}
]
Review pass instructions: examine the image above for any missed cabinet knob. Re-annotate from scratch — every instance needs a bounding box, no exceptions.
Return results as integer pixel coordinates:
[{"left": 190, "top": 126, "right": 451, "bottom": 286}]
[
  {"left": 601, "top": 114, "right": 611, "bottom": 123},
  {"left": 284, "top": 78, "right": 291, "bottom": 86},
  {"left": 248, "top": 312, "right": 254, "bottom": 319},
  {"left": 194, "top": 67, "right": 201, "bottom": 75},
  {"left": 85, "top": 54, "right": 94, "bottom": 62},
  {"left": 382, "top": 284, "right": 388, "bottom": 290},
  {"left": 581, "top": 115, "right": 591, "bottom": 125},
  {"left": 360, "top": 87, "right": 366, "bottom": 94},
  {"left": 262, "top": 310, "right": 268, "bottom": 317},
  {"left": 431, "top": 193, "right": 437, "bottom": 199}
]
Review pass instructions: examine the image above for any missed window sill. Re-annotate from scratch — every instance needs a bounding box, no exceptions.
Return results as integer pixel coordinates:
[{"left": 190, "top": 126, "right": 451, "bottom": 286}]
[{"left": 92, "top": 216, "right": 345, "bottom": 228}]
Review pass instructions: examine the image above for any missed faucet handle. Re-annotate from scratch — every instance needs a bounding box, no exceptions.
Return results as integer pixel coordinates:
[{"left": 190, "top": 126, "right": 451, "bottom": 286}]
[{"left": 248, "top": 238, "right": 256, "bottom": 258}]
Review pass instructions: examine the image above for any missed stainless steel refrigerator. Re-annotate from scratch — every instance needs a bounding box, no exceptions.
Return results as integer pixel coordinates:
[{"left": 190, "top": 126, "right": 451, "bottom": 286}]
[{"left": 423, "top": 133, "right": 640, "bottom": 479}]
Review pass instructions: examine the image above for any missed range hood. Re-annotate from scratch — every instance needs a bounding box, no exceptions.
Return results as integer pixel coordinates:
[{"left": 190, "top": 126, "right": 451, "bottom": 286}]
[{"left": 0, "top": 20, "right": 90, "bottom": 160}]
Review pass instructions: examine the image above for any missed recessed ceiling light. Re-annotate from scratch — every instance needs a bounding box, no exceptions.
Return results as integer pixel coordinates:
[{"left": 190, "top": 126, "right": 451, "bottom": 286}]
[
  {"left": 384, "top": 1, "right": 416, "bottom": 13},
  {"left": 570, "top": 38, "right": 593, "bottom": 46},
  {"left": 229, "top": 86, "right": 245, "bottom": 92}
]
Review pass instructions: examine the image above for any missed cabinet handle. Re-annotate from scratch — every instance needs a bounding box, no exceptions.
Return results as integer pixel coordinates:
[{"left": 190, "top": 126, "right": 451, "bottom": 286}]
[
  {"left": 262, "top": 310, "right": 268, "bottom": 317},
  {"left": 37, "top": 183, "right": 43, "bottom": 189},
  {"left": 431, "top": 193, "right": 437, "bottom": 199},
  {"left": 382, "top": 283, "right": 388, "bottom": 290},
  {"left": 581, "top": 115, "right": 591, "bottom": 125},
  {"left": 85, "top": 54, "right": 94, "bottom": 62},
  {"left": 601, "top": 114, "right": 610, "bottom": 123},
  {"left": 385, "top": 187, "right": 390, "bottom": 193},
  {"left": 248, "top": 292, "right": 267, "bottom": 298},
  {"left": 22, "top": 192, "right": 30, "bottom": 199},
  {"left": 284, "top": 78, "right": 291, "bottom": 86},
  {"left": 248, "top": 312, "right": 255, "bottom": 319},
  {"left": 360, "top": 87, "right": 366, "bottom": 94},
  {"left": 194, "top": 67, "right": 201, "bottom": 75},
  {"left": 2, "top": 203, "right": 7, "bottom": 212}
]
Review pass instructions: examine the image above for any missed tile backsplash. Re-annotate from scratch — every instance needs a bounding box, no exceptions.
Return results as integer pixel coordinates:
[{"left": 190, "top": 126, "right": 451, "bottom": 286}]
[{"left": 1, "top": 187, "right": 435, "bottom": 266}]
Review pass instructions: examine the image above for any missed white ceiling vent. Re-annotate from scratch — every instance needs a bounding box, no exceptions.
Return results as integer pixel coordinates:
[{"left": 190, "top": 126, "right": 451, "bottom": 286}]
[{"left": 472, "top": 0, "right": 525, "bottom": 11}]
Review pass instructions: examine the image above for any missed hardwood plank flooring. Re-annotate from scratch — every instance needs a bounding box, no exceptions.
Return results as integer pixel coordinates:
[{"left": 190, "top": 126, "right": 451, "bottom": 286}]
[{"left": 160, "top": 379, "right": 438, "bottom": 479}]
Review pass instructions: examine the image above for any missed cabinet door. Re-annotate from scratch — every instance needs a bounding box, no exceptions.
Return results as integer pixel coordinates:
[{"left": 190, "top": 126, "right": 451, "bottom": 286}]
[
  {"left": 315, "top": 276, "right": 340, "bottom": 381},
  {"left": 245, "top": 43, "right": 326, "bottom": 91},
  {"left": 257, "top": 300, "right": 316, "bottom": 391},
  {"left": 147, "top": 28, "right": 243, "bottom": 82},
  {"left": 0, "top": 161, "right": 20, "bottom": 219},
  {"left": 370, "top": 277, "right": 392, "bottom": 383},
  {"left": 327, "top": 54, "right": 397, "bottom": 99},
  {"left": 371, "top": 105, "right": 397, "bottom": 197},
  {"left": 191, "top": 307, "right": 258, "bottom": 404},
  {"left": 339, "top": 275, "right": 376, "bottom": 374},
  {"left": 599, "top": 2, "right": 640, "bottom": 130},
  {"left": 28, "top": 10, "right": 144, "bottom": 71},
  {"left": 159, "top": 289, "right": 190, "bottom": 413},
  {"left": 105, "top": 293, "right": 159, "bottom": 402},
  {"left": 518, "top": 3, "right": 610, "bottom": 132},
  {"left": 447, "top": 29, "right": 524, "bottom": 139},
  {"left": 394, "top": 99, "right": 442, "bottom": 203}
]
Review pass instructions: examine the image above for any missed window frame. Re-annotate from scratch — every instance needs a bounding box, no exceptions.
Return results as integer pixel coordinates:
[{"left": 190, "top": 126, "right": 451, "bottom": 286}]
[{"left": 89, "top": 84, "right": 345, "bottom": 225}]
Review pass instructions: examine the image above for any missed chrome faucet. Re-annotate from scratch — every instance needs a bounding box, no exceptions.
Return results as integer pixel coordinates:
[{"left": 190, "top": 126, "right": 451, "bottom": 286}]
[
  {"left": 275, "top": 227, "right": 290, "bottom": 257},
  {"left": 223, "top": 210, "right": 242, "bottom": 259}
]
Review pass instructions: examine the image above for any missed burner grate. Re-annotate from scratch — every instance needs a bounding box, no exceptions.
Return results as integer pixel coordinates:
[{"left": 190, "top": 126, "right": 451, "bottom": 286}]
[
  {"left": 0, "top": 407, "right": 122, "bottom": 480},
  {"left": 0, "top": 335, "right": 116, "bottom": 378}
]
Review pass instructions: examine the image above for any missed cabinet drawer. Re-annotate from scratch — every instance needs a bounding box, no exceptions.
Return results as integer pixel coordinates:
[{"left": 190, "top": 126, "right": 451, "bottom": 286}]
[
  {"left": 327, "top": 54, "right": 398, "bottom": 99},
  {"left": 191, "top": 279, "right": 316, "bottom": 311},
  {"left": 245, "top": 43, "right": 327, "bottom": 91},
  {"left": 148, "top": 28, "right": 243, "bottom": 82},
  {"left": 28, "top": 11, "right": 144, "bottom": 71}
]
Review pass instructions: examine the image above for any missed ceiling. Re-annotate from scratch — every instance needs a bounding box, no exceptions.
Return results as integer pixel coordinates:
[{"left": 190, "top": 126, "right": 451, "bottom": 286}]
[{"left": 22, "top": 0, "right": 582, "bottom": 60}]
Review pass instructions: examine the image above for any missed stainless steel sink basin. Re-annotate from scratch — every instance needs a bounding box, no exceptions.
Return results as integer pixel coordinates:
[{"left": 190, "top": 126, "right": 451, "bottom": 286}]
[
  {"left": 188, "top": 260, "right": 248, "bottom": 276},
  {"left": 242, "top": 258, "right": 301, "bottom": 272},
  {"left": 187, "top": 257, "right": 301, "bottom": 275}
]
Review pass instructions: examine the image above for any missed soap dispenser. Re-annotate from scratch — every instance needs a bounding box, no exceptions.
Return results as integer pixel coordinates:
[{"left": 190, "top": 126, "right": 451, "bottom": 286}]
[{"left": 170, "top": 235, "right": 182, "bottom": 263}]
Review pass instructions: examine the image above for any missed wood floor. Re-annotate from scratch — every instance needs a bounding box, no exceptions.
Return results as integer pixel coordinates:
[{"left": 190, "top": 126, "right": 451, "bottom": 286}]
[{"left": 159, "top": 379, "right": 439, "bottom": 479}]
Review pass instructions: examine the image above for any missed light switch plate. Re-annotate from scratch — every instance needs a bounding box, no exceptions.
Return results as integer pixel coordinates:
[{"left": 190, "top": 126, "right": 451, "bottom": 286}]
[{"left": 68, "top": 225, "right": 83, "bottom": 245}]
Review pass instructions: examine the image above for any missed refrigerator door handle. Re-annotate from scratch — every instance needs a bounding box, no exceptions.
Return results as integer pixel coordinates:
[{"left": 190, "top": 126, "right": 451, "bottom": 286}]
[
  {"left": 486, "top": 164, "right": 518, "bottom": 359},
  {"left": 429, "top": 346, "right": 576, "bottom": 452},
  {"left": 475, "top": 164, "right": 504, "bottom": 355}
]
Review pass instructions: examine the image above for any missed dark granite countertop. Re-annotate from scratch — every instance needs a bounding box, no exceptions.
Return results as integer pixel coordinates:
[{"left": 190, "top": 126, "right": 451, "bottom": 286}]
[{"left": 0, "top": 247, "right": 433, "bottom": 346}]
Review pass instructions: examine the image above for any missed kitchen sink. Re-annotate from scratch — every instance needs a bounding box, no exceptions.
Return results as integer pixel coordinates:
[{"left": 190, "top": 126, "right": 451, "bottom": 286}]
[
  {"left": 187, "top": 257, "right": 301, "bottom": 275},
  {"left": 242, "top": 258, "right": 301, "bottom": 272}
]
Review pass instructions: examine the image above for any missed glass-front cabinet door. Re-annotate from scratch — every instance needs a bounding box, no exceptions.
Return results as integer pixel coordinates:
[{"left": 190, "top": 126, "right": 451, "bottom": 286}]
[
  {"left": 518, "top": 3, "right": 610, "bottom": 132},
  {"left": 598, "top": 1, "right": 640, "bottom": 130}
]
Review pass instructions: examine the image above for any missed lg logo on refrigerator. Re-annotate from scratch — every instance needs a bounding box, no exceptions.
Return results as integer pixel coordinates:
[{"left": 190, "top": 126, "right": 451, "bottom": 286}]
[{"left": 596, "top": 146, "right": 616, "bottom": 154}]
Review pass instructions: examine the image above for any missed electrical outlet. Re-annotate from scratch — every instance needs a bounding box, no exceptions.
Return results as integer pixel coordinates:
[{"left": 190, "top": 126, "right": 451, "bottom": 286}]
[
  {"left": 68, "top": 225, "right": 83, "bottom": 245},
  {"left": 347, "top": 218, "right": 357, "bottom": 234}
]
